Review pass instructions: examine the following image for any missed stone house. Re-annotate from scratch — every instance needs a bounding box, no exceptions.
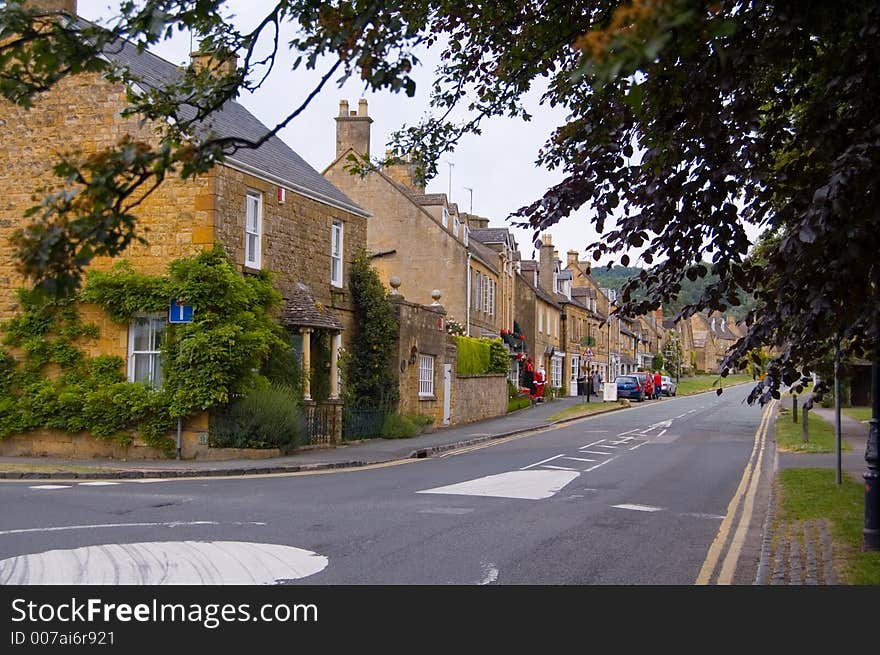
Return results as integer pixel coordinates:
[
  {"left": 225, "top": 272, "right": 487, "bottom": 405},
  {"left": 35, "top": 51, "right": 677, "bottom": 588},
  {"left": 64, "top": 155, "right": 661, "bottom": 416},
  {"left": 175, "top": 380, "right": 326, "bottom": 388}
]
[
  {"left": 324, "top": 100, "right": 476, "bottom": 330},
  {"left": 0, "top": 4, "right": 369, "bottom": 456}
]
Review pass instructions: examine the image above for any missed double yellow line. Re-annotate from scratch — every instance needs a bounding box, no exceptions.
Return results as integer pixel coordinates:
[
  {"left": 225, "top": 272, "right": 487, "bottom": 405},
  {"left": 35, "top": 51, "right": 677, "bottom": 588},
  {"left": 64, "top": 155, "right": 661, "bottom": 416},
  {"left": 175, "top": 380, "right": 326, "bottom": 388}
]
[{"left": 696, "top": 399, "right": 776, "bottom": 585}]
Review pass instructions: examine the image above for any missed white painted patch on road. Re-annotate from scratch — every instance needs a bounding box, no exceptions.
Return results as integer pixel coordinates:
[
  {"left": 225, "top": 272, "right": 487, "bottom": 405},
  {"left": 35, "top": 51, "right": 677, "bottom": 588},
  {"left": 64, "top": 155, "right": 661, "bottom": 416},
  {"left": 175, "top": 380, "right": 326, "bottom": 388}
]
[
  {"left": 28, "top": 485, "right": 71, "bottom": 490},
  {"left": 0, "top": 521, "right": 265, "bottom": 537},
  {"left": 77, "top": 481, "right": 121, "bottom": 486},
  {"left": 418, "top": 470, "right": 580, "bottom": 500},
  {"left": 479, "top": 563, "right": 499, "bottom": 585},
  {"left": 0, "top": 541, "right": 328, "bottom": 585},
  {"left": 613, "top": 504, "right": 665, "bottom": 512}
]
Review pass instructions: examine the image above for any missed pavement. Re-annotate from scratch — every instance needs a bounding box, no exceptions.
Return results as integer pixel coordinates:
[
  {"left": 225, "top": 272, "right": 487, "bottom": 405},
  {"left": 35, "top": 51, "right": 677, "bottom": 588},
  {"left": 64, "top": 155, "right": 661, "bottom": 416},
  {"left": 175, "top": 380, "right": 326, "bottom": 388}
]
[
  {"left": 1, "top": 389, "right": 872, "bottom": 585},
  {"left": 755, "top": 405, "right": 871, "bottom": 585},
  {"left": 0, "top": 394, "right": 618, "bottom": 480}
]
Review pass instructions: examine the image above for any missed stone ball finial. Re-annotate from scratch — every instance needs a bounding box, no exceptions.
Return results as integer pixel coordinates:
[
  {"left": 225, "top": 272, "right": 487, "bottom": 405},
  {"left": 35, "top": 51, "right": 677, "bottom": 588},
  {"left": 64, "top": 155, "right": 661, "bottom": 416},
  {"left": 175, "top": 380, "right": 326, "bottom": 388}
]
[
  {"left": 389, "top": 276, "right": 402, "bottom": 294},
  {"left": 431, "top": 289, "right": 442, "bottom": 305}
]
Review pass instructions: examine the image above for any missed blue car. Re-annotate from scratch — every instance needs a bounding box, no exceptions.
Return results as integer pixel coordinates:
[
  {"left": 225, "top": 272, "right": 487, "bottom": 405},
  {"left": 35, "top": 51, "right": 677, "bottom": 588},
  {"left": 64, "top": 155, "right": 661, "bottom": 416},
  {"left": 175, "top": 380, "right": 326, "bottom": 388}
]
[{"left": 615, "top": 375, "right": 645, "bottom": 402}]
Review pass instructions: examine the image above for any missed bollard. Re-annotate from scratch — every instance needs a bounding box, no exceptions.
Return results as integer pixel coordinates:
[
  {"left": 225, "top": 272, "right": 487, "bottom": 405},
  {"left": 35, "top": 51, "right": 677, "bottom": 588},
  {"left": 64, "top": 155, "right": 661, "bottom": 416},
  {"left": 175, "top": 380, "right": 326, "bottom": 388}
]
[
  {"left": 802, "top": 403, "right": 809, "bottom": 443},
  {"left": 792, "top": 394, "right": 798, "bottom": 423}
]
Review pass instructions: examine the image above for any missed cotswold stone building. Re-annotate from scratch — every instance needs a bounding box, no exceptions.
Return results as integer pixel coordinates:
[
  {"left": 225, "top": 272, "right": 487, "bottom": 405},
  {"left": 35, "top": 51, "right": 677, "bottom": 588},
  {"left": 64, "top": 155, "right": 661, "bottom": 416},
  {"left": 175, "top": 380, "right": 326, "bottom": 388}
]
[{"left": 0, "top": 3, "right": 368, "bottom": 456}]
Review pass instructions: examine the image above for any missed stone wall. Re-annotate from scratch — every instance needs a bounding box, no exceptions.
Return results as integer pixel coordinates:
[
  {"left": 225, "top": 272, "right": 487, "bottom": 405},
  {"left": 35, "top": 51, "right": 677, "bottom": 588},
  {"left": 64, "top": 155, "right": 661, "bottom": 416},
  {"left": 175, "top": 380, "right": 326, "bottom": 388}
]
[
  {"left": 392, "top": 297, "right": 454, "bottom": 424},
  {"left": 451, "top": 374, "right": 507, "bottom": 425}
]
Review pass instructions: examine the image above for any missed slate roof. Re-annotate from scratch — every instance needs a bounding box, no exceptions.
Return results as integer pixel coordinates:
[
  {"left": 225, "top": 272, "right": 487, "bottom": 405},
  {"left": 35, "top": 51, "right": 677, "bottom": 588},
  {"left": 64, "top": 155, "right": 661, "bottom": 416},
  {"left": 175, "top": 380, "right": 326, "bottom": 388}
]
[
  {"left": 469, "top": 228, "right": 510, "bottom": 245},
  {"left": 468, "top": 239, "right": 499, "bottom": 275},
  {"left": 280, "top": 283, "right": 343, "bottom": 330},
  {"left": 85, "top": 19, "right": 367, "bottom": 217},
  {"left": 412, "top": 193, "right": 447, "bottom": 206}
]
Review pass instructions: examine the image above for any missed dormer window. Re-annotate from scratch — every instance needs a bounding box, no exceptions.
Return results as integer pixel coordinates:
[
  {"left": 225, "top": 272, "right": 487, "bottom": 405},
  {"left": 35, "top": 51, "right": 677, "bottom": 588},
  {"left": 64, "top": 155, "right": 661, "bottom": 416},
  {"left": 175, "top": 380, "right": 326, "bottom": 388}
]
[
  {"left": 453, "top": 212, "right": 460, "bottom": 238},
  {"left": 442, "top": 206, "right": 449, "bottom": 228},
  {"left": 463, "top": 226, "right": 469, "bottom": 246}
]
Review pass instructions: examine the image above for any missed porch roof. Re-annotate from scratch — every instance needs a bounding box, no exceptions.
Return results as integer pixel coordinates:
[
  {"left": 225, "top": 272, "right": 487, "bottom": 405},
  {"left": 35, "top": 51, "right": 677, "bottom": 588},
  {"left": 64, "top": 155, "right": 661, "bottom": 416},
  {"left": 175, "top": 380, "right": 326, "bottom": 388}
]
[{"left": 281, "top": 283, "right": 344, "bottom": 330}]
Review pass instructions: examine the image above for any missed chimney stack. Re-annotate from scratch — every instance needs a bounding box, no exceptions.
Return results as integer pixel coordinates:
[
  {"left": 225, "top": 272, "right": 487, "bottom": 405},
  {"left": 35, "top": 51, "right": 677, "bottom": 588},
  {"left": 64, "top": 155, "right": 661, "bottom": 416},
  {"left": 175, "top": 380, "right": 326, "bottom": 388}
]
[
  {"left": 335, "top": 98, "right": 373, "bottom": 159},
  {"left": 24, "top": 0, "right": 77, "bottom": 13},
  {"left": 567, "top": 250, "right": 579, "bottom": 267},
  {"left": 190, "top": 41, "right": 238, "bottom": 78},
  {"left": 538, "top": 233, "right": 555, "bottom": 293}
]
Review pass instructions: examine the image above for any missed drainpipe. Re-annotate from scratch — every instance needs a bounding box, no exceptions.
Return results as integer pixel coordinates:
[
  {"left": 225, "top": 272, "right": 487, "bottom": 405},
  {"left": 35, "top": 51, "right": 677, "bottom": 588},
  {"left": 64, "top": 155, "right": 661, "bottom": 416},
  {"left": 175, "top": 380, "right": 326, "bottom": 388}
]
[{"left": 466, "top": 252, "right": 472, "bottom": 336}]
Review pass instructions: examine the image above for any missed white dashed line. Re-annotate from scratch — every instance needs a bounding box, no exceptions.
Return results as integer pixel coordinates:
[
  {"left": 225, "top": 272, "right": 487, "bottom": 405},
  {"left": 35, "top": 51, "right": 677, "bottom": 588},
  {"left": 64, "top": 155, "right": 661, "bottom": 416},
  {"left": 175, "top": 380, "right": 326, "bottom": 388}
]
[
  {"left": 563, "top": 456, "right": 596, "bottom": 463},
  {"left": 613, "top": 504, "right": 665, "bottom": 512},
  {"left": 585, "top": 458, "right": 616, "bottom": 472},
  {"left": 77, "top": 481, "right": 121, "bottom": 487},
  {"left": 28, "top": 485, "right": 71, "bottom": 490},
  {"left": 520, "top": 454, "right": 566, "bottom": 470},
  {"left": 543, "top": 465, "right": 578, "bottom": 471}
]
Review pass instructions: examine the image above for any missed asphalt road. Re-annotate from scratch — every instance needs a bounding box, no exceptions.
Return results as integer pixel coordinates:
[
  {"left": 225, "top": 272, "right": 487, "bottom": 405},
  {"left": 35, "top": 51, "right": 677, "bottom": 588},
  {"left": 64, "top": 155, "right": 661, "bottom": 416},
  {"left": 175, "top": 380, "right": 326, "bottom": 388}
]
[{"left": 0, "top": 385, "right": 773, "bottom": 584}]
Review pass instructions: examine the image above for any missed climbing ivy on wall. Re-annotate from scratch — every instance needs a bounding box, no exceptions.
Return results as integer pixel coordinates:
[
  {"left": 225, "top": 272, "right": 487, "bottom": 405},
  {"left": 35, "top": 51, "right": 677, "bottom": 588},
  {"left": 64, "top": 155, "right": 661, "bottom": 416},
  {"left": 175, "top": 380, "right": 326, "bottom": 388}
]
[
  {"left": 0, "top": 246, "right": 290, "bottom": 455},
  {"left": 342, "top": 250, "right": 399, "bottom": 408}
]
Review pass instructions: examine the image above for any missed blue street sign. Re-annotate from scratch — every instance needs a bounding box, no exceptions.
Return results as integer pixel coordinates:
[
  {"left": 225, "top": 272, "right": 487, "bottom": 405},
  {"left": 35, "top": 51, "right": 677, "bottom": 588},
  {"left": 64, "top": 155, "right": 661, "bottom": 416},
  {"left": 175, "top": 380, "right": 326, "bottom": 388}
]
[{"left": 169, "top": 298, "right": 194, "bottom": 324}]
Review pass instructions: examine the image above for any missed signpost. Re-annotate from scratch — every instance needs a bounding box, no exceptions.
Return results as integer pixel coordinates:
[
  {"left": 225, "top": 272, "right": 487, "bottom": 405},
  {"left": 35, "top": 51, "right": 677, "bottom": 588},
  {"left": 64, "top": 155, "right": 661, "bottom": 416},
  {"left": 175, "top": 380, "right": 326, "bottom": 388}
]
[{"left": 169, "top": 299, "right": 194, "bottom": 324}]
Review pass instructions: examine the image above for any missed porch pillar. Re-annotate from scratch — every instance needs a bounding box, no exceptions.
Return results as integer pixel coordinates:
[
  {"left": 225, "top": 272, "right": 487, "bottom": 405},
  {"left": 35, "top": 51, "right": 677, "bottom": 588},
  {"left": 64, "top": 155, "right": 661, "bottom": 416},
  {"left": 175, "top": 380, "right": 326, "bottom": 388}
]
[
  {"left": 301, "top": 327, "right": 312, "bottom": 401},
  {"left": 329, "top": 331, "right": 342, "bottom": 400}
]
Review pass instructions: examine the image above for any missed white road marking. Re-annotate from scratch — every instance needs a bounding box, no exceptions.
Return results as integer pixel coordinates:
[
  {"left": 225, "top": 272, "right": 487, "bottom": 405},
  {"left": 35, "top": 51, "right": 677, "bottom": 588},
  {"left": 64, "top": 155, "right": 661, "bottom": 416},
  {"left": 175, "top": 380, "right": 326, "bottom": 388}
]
[
  {"left": 0, "top": 521, "right": 265, "bottom": 537},
  {"left": 675, "top": 413, "right": 689, "bottom": 419},
  {"left": 585, "top": 458, "right": 616, "bottom": 472},
  {"left": 520, "top": 454, "right": 566, "bottom": 470},
  {"left": 418, "top": 507, "right": 475, "bottom": 515},
  {"left": 613, "top": 504, "right": 665, "bottom": 512},
  {"left": 418, "top": 470, "right": 580, "bottom": 500},
  {"left": 578, "top": 450, "right": 614, "bottom": 456},
  {"left": 543, "top": 465, "right": 578, "bottom": 471},
  {"left": 617, "top": 429, "right": 641, "bottom": 436},
  {"left": 581, "top": 439, "right": 608, "bottom": 448},
  {"left": 629, "top": 442, "right": 649, "bottom": 451},
  {"left": 479, "top": 563, "right": 499, "bottom": 585},
  {"left": 680, "top": 512, "right": 726, "bottom": 520},
  {"left": 28, "top": 485, "right": 71, "bottom": 490},
  {"left": 687, "top": 409, "right": 698, "bottom": 414},
  {"left": 657, "top": 429, "right": 667, "bottom": 438},
  {"left": 135, "top": 479, "right": 170, "bottom": 483},
  {"left": 562, "top": 456, "right": 596, "bottom": 463},
  {"left": 0, "top": 541, "right": 327, "bottom": 585},
  {"left": 78, "top": 481, "right": 121, "bottom": 487}
]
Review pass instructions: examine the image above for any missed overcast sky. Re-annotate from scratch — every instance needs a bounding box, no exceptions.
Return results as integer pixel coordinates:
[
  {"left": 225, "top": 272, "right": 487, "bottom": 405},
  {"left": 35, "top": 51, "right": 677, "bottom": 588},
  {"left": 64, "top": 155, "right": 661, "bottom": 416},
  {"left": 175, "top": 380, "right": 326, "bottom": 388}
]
[{"left": 78, "top": 0, "right": 760, "bottom": 269}]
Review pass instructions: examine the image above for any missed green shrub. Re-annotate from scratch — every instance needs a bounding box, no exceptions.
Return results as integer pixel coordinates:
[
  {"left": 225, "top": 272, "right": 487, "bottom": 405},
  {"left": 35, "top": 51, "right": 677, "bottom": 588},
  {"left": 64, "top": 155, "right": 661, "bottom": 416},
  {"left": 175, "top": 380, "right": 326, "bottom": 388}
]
[
  {"left": 382, "top": 412, "right": 418, "bottom": 439},
  {"left": 408, "top": 413, "right": 435, "bottom": 429},
  {"left": 488, "top": 338, "right": 509, "bottom": 374},
  {"left": 209, "top": 384, "right": 303, "bottom": 451},
  {"left": 508, "top": 396, "right": 530, "bottom": 412},
  {"left": 456, "top": 335, "right": 508, "bottom": 375}
]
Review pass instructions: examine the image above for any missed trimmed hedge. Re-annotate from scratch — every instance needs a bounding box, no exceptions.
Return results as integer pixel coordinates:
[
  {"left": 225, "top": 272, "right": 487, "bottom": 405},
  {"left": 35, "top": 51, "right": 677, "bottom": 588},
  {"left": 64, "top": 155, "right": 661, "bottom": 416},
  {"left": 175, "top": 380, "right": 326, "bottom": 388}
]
[{"left": 456, "top": 336, "right": 508, "bottom": 375}]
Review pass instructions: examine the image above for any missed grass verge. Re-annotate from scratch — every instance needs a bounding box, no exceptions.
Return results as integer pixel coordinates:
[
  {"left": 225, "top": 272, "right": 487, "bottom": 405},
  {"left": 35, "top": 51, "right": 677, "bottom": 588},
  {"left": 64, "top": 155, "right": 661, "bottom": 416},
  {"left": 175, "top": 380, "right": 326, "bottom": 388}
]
[
  {"left": 777, "top": 468, "right": 880, "bottom": 584},
  {"left": 775, "top": 408, "right": 849, "bottom": 453},
  {"left": 674, "top": 373, "right": 753, "bottom": 396},
  {"left": 843, "top": 406, "right": 872, "bottom": 423}
]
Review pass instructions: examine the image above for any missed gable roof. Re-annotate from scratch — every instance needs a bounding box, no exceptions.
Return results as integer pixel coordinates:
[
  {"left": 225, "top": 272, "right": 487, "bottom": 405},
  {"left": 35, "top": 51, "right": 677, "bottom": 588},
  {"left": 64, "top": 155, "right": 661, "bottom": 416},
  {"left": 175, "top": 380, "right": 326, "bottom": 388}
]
[
  {"left": 470, "top": 227, "right": 510, "bottom": 245},
  {"left": 86, "top": 19, "right": 367, "bottom": 218},
  {"left": 280, "top": 283, "right": 344, "bottom": 330},
  {"left": 468, "top": 239, "right": 499, "bottom": 275}
]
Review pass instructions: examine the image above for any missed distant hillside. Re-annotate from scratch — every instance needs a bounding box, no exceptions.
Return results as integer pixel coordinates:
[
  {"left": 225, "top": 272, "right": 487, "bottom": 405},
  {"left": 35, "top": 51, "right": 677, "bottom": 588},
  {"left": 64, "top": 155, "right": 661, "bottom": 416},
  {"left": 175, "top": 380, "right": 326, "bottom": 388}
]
[{"left": 588, "top": 264, "right": 754, "bottom": 320}]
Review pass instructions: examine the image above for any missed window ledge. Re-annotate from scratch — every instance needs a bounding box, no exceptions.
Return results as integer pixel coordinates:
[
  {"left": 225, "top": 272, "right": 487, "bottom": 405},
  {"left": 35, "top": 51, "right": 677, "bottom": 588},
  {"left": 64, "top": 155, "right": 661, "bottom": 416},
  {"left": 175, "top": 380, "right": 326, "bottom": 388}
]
[{"left": 418, "top": 395, "right": 437, "bottom": 401}]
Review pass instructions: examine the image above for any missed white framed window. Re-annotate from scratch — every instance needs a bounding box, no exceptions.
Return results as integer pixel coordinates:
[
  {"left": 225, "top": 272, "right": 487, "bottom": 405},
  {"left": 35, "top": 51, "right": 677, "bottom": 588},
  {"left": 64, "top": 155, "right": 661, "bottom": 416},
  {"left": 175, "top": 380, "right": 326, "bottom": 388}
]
[
  {"left": 442, "top": 206, "right": 449, "bottom": 228},
  {"left": 551, "top": 356, "right": 563, "bottom": 388},
  {"left": 482, "top": 275, "right": 489, "bottom": 314},
  {"left": 245, "top": 190, "right": 262, "bottom": 268},
  {"left": 472, "top": 270, "right": 482, "bottom": 310},
  {"left": 128, "top": 314, "right": 164, "bottom": 387},
  {"left": 463, "top": 226, "right": 469, "bottom": 246},
  {"left": 418, "top": 354, "right": 435, "bottom": 397},
  {"left": 331, "top": 219, "right": 344, "bottom": 287},
  {"left": 538, "top": 304, "right": 543, "bottom": 333},
  {"left": 488, "top": 280, "right": 495, "bottom": 317},
  {"left": 453, "top": 212, "right": 460, "bottom": 238}
]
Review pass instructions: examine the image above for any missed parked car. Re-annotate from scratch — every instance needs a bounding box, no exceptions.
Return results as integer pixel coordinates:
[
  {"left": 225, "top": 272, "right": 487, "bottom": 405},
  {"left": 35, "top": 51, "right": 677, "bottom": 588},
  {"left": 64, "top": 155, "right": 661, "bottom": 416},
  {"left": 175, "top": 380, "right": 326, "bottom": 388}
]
[
  {"left": 661, "top": 375, "right": 677, "bottom": 397},
  {"left": 615, "top": 375, "right": 645, "bottom": 401},
  {"left": 632, "top": 371, "right": 655, "bottom": 399}
]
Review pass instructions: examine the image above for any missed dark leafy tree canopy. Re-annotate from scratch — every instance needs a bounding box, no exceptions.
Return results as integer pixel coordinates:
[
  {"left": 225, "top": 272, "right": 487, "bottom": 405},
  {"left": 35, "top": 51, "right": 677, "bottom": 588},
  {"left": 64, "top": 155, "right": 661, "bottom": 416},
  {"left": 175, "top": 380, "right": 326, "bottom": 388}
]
[{"left": 1, "top": 0, "right": 878, "bottom": 403}]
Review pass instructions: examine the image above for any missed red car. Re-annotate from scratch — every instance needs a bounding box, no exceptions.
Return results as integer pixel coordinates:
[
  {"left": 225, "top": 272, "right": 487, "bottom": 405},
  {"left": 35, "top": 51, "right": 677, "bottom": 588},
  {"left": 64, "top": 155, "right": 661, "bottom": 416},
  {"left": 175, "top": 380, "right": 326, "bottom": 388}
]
[{"left": 633, "top": 372, "right": 655, "bottom": 398}]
